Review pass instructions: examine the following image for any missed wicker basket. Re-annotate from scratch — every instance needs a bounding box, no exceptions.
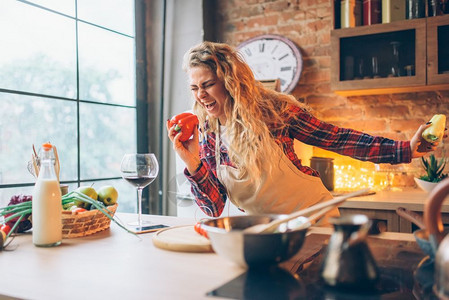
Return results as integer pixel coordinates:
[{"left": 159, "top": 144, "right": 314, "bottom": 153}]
[{"left": 61, "top": 204, "right": 118, "bottom": 238}]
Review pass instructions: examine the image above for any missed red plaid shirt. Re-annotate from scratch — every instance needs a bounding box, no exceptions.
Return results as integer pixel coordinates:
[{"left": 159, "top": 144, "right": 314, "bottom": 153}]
[{"left": 185, "top": 106, "right": 411, "bottom": 217}]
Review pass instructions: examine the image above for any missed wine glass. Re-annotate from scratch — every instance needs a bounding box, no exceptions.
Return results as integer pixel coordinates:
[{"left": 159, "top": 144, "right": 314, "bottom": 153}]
[
  {"left": 371, "top": 56, "right": 380, "bottom": 78},
  {"left": 390, "top": 41, "right": 401, "bottom": 77},
  {"left": 120, "top": 153, "right": 159, "bottom": 231}
]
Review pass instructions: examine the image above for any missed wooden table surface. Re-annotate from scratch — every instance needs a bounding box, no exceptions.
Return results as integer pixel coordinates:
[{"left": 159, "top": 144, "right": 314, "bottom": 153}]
[{"left": 0, "top": 214, "right": 419, "bottom": 300}]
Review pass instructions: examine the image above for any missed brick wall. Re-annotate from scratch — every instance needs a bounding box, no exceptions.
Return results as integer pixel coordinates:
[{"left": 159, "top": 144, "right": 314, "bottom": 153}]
[{"left": 211, "top": 0, "right": 449, "bottom": 187}]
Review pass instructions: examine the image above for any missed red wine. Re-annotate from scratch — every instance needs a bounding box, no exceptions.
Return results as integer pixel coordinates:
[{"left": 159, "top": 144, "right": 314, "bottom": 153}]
[{"left": 124, "top": 176, "right": 156, "bottom": 188}]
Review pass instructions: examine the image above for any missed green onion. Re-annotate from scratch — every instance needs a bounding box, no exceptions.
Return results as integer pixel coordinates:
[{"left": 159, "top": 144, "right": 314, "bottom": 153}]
[
  {"left": 0, "top": 192, "right": 137, "bottom": 238},
  {"left": 0, "top": 201, "right": 31, "bottom": 213},
  {"left": 3, "top": 209, "right": 32, "bottom": 224},
  {"left": 6, "top": 214, "right": 24, "bottom": 240}
]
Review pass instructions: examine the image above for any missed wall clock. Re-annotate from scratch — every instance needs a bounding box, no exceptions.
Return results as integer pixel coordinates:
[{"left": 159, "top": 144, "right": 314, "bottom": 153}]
[{"left": 237, "top": 34, "right": 303, "bottom": 94}]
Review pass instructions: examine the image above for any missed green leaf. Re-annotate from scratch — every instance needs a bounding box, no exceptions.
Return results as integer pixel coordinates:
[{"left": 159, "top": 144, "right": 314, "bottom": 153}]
[
  {"left": 420, "top": 154, "right": 449, "bottom": 181},
  {"left": 422, "top": 157, "right": 429, "bottom": 170},
  {"left": 420, "top": 175, "right": 431, "bottom": 181}
]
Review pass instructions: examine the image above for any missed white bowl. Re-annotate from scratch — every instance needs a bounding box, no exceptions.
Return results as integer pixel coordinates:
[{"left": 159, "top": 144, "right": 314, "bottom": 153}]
[{"left": 414, "top": 177, "right": 439, "bottom": 193}]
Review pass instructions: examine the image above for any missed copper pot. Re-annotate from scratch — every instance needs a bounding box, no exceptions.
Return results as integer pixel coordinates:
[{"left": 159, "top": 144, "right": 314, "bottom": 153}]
[{"left": 424, "top": 178, "right": 449, "bottom": 298}]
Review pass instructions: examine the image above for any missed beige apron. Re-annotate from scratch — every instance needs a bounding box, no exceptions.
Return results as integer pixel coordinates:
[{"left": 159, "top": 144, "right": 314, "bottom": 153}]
[{"left": 215, "top": 125, "right": 337, "bottom": 216}]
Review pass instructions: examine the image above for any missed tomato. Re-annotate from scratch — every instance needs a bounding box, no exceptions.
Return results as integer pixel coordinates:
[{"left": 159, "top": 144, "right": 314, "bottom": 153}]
[
  {"left": 71, "top": 207, "right": 87, "bottom": 214},
  {"left": 1, "top": 224, "right": 11, "bottom": 235},
  {"left": 193, "top": 222, "right": 208, "bottom": 239}
]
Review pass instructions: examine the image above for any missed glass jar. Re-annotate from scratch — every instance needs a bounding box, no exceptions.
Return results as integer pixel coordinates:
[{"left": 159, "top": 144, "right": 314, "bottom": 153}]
[
  {"left": 406, "top": 0, "right": 426, "bottom": 19},
  {"left": 428, "top": 0, "right": 443, "bottom": 16}
]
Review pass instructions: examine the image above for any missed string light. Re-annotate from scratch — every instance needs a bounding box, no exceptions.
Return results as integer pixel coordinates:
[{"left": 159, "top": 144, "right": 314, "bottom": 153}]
[
  {"left": 311, "top": 148, "right": 405, "bottom": 192},
  {"left": 334, "top": 164, "right": 377, "bottom": 191}
]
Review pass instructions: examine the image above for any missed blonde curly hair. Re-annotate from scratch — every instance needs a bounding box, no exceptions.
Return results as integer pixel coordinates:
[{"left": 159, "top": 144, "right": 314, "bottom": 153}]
[{"left": 183, "top": 41, "right": 305, "bottom": 180}]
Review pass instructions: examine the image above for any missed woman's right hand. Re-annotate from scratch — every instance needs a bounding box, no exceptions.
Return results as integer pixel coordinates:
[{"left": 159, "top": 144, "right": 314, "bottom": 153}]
[{"left": 166, "top": 121, "right": 201, "bottom": 174}]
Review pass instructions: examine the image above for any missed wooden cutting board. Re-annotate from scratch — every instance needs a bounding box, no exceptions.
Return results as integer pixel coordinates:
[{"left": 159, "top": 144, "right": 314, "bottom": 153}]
[{"left": 152, "top": 225, "right": 213, "bottom": 253}]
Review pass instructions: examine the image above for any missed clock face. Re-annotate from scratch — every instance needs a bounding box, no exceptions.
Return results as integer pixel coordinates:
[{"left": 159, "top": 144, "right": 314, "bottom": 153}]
[{"left": 237, "top": 34, "right": 303, "bottom": 93}]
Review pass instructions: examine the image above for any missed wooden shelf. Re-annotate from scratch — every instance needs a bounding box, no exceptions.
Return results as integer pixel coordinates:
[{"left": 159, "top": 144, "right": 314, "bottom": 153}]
[
  {"left": 331, "top": 15, "right": 449, "bottom": 96},
  {"left": 334, "top": 83, "right": 449, "bottom": 96}
]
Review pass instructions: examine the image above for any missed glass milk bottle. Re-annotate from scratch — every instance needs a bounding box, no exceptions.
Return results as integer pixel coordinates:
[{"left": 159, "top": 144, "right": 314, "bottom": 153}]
[{"left": 32, "top": 142, "right": 62, "bottom": 247}]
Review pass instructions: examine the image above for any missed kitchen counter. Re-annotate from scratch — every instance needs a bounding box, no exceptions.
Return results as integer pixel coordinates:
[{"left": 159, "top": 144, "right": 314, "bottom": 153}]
[
  {"left": 339, "top": 188, "right": 449, "bottom": 213},
  {"left": 0, "top": 214, "right": 427, "bottom": 300},
  {"left": 337, "top": 188, "right": 449, "bottom": 233}
]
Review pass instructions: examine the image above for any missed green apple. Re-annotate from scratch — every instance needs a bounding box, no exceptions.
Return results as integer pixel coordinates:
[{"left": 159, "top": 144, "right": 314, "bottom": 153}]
[
  {"left": 97, "top": 186, "right": 118, "bottom": 206},
  {"left": 62, "top": 202, "right": 76, "bottom": 210},
  {"left": 74, "top": 186, "right": 98, "bottom": 209}
]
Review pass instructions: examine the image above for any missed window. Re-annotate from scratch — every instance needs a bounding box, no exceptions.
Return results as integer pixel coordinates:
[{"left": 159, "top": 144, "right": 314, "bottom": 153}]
[{"left": 0, "top": 0, "right": 141, "bottom": 213}]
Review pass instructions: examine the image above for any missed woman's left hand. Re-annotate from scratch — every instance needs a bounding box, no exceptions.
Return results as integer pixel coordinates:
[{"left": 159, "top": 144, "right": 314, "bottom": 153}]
[{"left": 410, "top": 123, "right": 446, "bottom": 158}]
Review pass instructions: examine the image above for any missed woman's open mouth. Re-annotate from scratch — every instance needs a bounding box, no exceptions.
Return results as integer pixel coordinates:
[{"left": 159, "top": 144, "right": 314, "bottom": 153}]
[{"left": 204, "top": 100, "right": 216, "bottom": 111}]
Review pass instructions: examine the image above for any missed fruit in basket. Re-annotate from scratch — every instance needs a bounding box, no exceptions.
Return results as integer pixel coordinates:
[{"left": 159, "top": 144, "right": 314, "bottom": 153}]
[
  {"left": 97, "top": 186, "right": 118, "bottom": 206},
  {"left": 70, "top": 206, "right": 87, "bottom": 214},
  {"left": 62, "top": 201, "right": 75, "bottom": 210},
  {"left": 74, "top": 186, "right": 98, "bottom": 209}
]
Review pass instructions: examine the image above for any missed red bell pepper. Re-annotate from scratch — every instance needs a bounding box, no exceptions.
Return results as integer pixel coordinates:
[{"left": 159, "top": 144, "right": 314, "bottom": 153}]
[{"left": 168, "top": 112, "right": 199, "bottom": 141}]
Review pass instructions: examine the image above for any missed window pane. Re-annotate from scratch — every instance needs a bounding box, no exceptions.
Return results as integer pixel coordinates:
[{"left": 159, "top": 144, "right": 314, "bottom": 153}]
[
  {"left": 0, "top": 1, "right": 76, "bottom": 98},
  {"left": 77, "top": 0, "right": 135, "bottom": 36},
  {"left": 78, "top": 22, "right": 135, "bottom": 105},
  {"left": 26, "top": 0, "right": 75, "bottom": 16},
  {"left": 0, "top": 186, "right": 34, "bottom": 208},
  {"left": 79, "top": 103, "right": 136, "bottom": 180},
  {"left": 0, "top": 93, "right": 78, "bottom": 184},
  {"left": 0, "top": 1, "right": 139, "bottom": 209}
]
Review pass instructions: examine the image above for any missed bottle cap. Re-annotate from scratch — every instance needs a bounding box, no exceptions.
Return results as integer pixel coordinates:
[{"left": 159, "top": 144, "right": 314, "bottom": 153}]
[{"left": 42, "top": 142, "right": 53, "bottom": 150}]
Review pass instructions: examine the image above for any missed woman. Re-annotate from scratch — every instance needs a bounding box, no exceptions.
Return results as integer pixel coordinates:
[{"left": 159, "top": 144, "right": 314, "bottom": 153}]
[{"left": 167, "top": 41, "right": 439, "bottom": 218}]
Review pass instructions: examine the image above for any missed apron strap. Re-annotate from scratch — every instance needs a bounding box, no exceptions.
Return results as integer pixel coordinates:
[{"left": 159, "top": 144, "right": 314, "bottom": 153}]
[{"left": 215, "top": 122, "right": 223, "bottom": 182}]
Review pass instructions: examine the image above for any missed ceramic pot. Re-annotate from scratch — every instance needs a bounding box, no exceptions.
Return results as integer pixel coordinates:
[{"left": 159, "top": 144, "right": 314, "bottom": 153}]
[
  {"left": 414, "top": 177, "right": 439, "bottom": 193},
  {"left": 424, "top": 178, "right": 449, "bottom": 298}
]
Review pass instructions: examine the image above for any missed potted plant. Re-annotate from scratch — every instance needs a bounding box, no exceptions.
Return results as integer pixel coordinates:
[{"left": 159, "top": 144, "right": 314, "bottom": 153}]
[{"left": 415, "top": 154, "right": 448, "bottom": 192}]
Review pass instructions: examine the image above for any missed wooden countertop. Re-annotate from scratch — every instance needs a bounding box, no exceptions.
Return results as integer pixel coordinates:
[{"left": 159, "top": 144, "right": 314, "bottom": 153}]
[
  {"left": 339, "top": 188, "right": 449, "bottom": 213},
  {"left": 0, "top": 214, "right": 420, "bottom": 300},
  {"left": 0, "top": 214, "right": 241, "bottom": 300}
]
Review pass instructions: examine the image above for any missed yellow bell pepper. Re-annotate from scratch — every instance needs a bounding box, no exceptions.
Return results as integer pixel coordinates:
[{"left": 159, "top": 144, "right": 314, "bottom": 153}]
[{"left": 422, "top": 114, "right": 446, "bottom": 142}]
